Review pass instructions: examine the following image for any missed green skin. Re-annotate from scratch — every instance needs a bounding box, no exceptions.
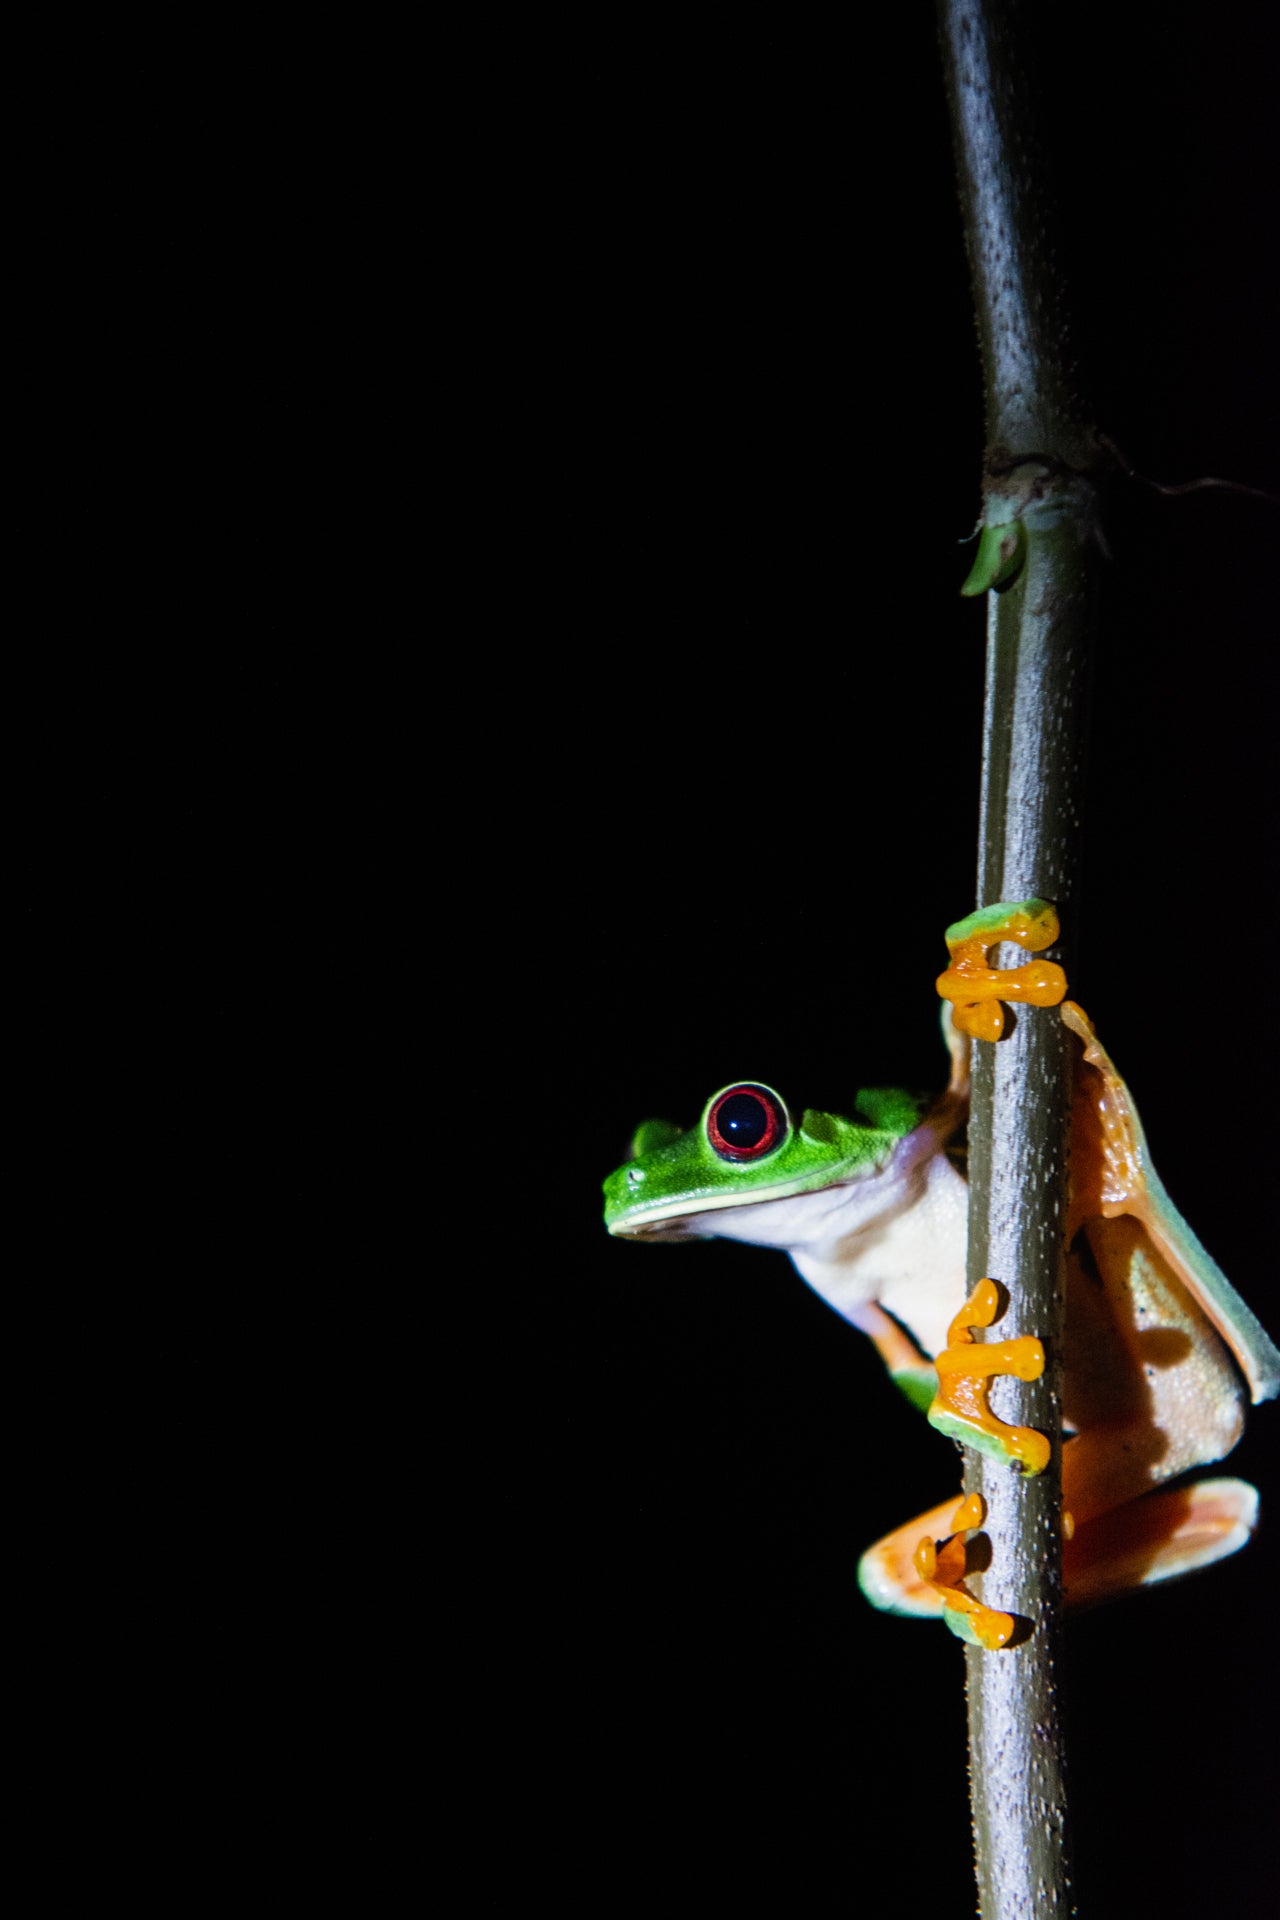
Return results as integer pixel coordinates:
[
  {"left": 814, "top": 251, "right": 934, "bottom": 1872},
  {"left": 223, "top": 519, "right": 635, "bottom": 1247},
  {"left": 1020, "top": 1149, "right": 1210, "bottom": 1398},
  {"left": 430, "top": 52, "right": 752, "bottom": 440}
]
[{"left": 606, "top": 1084, "right": 928, "bottom": 1231}]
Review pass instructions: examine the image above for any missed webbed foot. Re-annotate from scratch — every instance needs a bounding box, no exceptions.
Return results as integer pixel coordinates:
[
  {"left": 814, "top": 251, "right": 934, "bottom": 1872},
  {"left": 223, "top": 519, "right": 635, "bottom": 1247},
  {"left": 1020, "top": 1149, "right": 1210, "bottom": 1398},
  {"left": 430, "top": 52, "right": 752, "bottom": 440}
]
[{"left": 936, "top": 898, "right": 1067, "bottom": 1041}]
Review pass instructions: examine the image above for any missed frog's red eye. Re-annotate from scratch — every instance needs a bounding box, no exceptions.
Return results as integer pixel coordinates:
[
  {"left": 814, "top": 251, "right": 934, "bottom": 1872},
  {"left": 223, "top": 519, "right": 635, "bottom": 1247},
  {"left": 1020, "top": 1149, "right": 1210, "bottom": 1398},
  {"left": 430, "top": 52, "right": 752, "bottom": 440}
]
[{"left": 706, "top": 1084, "right": 788, "bottom": 1160}]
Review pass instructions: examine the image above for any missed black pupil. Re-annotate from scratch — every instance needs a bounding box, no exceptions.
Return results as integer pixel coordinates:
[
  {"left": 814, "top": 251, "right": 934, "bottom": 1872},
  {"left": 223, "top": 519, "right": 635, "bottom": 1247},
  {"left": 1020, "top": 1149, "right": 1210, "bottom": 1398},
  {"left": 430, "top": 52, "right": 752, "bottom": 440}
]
[{"left": 717, "top": 1093, "right": 770, "bottom": 1150}]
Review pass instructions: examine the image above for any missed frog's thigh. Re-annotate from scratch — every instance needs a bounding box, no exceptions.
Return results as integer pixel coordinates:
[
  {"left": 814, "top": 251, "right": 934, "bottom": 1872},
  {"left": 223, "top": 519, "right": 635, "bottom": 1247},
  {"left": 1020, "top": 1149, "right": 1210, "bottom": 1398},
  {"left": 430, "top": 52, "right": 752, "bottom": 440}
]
[
  {"left": 861, "top": 1475, "right": 1261, "bottom": 1617},
  {"left": 1061, "top": 1218, "right": 1244, "bottom": 1524},
  {"left": 1062, "top": 1477, "right": 1259, "bottom": 1608},
  {"left": 1059, "top": 1427, "right": 1175, "bottom": 1527}
]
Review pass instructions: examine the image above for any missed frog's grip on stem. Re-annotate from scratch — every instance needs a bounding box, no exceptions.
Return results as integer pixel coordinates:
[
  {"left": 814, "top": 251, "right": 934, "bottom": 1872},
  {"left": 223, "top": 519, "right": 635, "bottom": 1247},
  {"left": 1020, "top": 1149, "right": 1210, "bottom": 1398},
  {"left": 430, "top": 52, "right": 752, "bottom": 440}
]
[
  {"left": 928, "top": 1278, "right": 1050, "bottom": 1475},
  {"left": 914, "top": 1493, "right": 1016, "bottom": 1651},
  {"left": 936, "top": 897, "right": 1067, "bottom": 1041}
]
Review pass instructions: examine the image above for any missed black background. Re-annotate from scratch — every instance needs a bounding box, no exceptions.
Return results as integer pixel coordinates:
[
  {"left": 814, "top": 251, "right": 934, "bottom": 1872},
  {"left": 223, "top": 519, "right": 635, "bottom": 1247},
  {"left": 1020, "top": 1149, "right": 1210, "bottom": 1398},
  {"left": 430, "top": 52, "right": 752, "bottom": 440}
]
[
  {"left": 488, "top": 9, "right": 1279, "bottom": 1913},
  {"left": 53, "top": 5, "right": 1277, "bottom": 1910}
]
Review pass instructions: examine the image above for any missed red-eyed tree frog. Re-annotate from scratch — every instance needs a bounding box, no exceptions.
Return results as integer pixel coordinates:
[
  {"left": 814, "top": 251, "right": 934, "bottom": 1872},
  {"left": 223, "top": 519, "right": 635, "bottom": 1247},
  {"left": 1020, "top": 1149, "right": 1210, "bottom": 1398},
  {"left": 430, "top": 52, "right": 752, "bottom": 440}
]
[{"left": 602, "top": 905, "right": 1280, "bottom": 1625}]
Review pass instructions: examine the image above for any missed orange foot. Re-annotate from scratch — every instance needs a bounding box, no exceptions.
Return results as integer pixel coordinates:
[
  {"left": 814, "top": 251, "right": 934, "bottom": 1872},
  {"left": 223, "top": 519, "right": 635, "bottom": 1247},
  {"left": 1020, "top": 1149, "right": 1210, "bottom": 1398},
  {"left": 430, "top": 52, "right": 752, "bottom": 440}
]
[{"left": 859, "top": 1478, "right": 1260, "bottom": 1622}]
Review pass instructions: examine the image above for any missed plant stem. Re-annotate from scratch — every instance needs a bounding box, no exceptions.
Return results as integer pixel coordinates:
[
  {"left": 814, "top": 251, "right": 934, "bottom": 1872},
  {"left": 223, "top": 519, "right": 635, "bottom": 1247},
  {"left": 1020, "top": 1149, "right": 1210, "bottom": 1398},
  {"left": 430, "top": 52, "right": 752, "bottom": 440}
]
[{"left": 939, "top": 3, "right": 1101, "bottom": 1913}]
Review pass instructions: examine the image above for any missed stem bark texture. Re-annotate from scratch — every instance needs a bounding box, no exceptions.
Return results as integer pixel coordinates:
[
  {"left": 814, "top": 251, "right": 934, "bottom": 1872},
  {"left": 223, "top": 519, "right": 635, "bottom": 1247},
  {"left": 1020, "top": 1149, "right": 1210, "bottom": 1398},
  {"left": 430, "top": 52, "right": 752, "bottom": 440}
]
[{"left": 939, "top": 3, "right": 1102, "bottom": 1912}]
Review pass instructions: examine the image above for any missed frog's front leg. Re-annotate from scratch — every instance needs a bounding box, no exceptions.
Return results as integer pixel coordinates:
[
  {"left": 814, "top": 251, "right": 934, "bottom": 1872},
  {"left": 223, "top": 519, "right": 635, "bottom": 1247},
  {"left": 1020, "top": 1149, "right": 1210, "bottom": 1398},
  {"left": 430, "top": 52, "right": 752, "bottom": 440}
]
[
  {"left": 844, "top": 1301, "right": 938, "bottom": 1416},
  {"left": 935, "top": 897, "right": 1067, "bottom": 1041},
  {"left": 927, "top": 1276, "right": 1050, "bottom": 1475}
]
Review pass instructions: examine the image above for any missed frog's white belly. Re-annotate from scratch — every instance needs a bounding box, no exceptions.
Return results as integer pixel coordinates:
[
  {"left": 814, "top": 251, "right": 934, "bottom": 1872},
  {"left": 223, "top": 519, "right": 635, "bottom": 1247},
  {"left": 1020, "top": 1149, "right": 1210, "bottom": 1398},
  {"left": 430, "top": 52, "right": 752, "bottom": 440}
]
[
  {"left": 692, "top": 1126, "right": 970, "bottom": 1361},
  {"left": 790, "top": 1148, "right": 969, "bottom": 1360}
]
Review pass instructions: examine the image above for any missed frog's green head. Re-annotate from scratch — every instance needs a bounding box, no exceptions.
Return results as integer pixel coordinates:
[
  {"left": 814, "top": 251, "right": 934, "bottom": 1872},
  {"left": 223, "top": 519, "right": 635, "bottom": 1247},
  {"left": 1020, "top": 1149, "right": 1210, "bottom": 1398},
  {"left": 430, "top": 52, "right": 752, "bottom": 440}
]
[{"left": 602, "top": 1080, "right": 929, "bottom": 1239}]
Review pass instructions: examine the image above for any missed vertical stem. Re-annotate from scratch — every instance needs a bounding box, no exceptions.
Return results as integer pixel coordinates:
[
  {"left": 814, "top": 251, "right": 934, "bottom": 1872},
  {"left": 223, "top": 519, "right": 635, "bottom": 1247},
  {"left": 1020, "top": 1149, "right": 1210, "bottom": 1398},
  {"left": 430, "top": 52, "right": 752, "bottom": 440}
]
[
  {"left": 964, "top": 536, "right": 1093, "bottom": 1920},
  {"left": 939, "top": 4, "right": 1101, "bottom": 1914}
]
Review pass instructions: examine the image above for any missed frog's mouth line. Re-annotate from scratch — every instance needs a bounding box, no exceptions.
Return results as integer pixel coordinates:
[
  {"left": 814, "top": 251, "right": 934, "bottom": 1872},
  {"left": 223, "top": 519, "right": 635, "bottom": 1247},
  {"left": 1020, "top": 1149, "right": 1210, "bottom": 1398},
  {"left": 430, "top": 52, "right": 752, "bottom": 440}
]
[
  {"left": 607, "top": 1216, "right": 700, "bottom": 1241},
  {"left": 605, "top": 1160, "right": 885, "bottom": 1238}
]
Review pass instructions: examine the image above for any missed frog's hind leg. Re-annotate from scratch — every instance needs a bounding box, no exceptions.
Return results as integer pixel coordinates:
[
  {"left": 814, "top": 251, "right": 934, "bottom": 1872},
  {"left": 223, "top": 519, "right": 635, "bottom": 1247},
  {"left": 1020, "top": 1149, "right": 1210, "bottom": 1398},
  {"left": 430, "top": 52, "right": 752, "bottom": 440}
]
[
  {"left": 857, "top": 1477, "right": 1260, "bottom": 1620},
  {"left": 858, "top": 1497, "right": 957, "bottom": 1619},
  {"left": 1062, "top": 1476, "right": 1259, "bottom": 1610}
]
